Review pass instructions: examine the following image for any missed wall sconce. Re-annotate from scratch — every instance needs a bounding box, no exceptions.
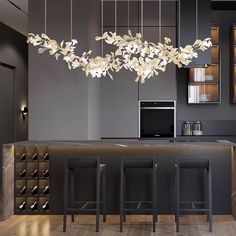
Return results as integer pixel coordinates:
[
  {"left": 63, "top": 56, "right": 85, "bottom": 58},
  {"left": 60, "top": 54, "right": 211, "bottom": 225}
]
[{"left": 21, "top": 107, "right": 28, "bottom": 120}]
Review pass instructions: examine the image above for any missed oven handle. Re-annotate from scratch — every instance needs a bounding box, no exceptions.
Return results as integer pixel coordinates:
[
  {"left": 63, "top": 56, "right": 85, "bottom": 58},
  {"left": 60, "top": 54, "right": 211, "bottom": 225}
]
[{"left": 140, "top": 107, "right": 175, "bottom": 110}]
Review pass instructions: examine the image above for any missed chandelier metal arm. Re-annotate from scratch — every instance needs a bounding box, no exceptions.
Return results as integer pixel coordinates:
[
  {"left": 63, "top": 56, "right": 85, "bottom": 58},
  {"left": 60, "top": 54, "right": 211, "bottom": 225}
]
[
  {"left": 159, "top": 0, "right": 162, "bottom": 42},
  {"left": 44, "top": 0, "right": 47, "bottom": 35}
]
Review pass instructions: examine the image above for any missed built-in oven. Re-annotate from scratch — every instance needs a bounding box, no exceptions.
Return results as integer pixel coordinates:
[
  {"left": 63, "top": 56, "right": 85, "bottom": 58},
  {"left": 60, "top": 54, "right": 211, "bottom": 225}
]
[{"left": 139, "top": 100, "right": 176, "bottom": 138}]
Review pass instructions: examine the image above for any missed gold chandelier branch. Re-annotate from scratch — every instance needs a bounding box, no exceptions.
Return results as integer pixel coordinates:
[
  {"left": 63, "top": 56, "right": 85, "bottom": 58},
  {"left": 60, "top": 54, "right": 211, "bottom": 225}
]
[{"left": 27, "top": 30, "right": 212, "bottom": 83}]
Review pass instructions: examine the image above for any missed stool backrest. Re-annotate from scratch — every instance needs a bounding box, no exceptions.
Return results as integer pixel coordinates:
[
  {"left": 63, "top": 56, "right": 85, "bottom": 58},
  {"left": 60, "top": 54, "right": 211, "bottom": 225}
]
[
  {"left": 178, "top": 158, "right": 210, "bottom": 169},
  {"left": 122, "top": 157, "right": 155, "bottom": 169},
  {"left": 66, "top": 157, "right": 99, "bottom": 169}
]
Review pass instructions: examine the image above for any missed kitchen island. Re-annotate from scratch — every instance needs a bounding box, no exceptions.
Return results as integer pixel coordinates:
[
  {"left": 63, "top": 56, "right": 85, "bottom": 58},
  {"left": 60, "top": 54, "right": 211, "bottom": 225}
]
[{"left": 1, "top": 139, "right": 236, "bottom": 221}]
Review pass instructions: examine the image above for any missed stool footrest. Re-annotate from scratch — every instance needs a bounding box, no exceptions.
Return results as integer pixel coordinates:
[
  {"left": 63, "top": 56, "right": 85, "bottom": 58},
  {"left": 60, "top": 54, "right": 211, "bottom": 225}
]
[
  {"left": 179, "top": 208, "right": 210, "bottom": 212},
  {"left": 123, "top": 201, "right": 154, "bottom": 213},
  {"left": 179, "top": 201, "right": 208, "bottom": 210},
  {"left": 66, "top": 201, "right": 104, "bottom": 213},
  {"left": 67, "top": 208, "right": 97, "bottom": 212}
]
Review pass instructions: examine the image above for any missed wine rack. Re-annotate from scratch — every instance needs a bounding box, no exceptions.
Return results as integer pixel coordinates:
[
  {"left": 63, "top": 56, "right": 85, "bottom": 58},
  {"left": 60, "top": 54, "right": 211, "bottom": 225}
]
[{"left": 14, "top": 145, "right": 50, "bottom": 214}]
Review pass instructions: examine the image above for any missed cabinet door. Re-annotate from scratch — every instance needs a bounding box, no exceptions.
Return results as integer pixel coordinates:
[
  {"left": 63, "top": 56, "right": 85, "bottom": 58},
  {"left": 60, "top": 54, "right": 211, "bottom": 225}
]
[
  {"left": 179, "top": 0, "right": 211, "bottom": 66},
  {"left": 139, "top": 27, "right": 177, "bottom": 101},
  {"left": 103, "top": 1, "right": 139, "bottom": 27},
  {"left": 188, "top": 26, "right": 221, "bottom": 104},
  {"left": 100, "top": 27, "right": 139, "bottom": 138},
  {"left": 143, "top": 0, "right": 176, "bottom": 27}
]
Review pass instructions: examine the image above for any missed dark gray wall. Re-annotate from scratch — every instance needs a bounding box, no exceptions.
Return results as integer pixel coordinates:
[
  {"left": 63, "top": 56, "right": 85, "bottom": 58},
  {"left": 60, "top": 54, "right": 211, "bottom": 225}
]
[
  {"left": 28, "top": 0, "right": 101, "bottom": 140},
  {"left": 0, "top": 22, "right": 28, "bottom": 214},
  {"left": 0, "top": 22, "right": 28, "bottom": 142},
  {"left": 177, "top": 11, "right": 236, "bottom": 134}
]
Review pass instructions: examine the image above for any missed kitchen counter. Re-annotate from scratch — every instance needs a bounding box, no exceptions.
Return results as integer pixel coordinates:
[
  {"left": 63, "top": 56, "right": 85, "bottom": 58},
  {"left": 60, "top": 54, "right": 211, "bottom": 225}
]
[
  {"left": 2, "top": 138, "right": 236, "bottom": 147},
  {"left": 1, "top": 139, "right": 236, "bottom": 221}
]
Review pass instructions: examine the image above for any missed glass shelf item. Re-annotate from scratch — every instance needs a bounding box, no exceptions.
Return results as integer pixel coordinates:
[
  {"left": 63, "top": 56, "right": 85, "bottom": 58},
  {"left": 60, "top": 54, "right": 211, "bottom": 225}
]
[
  {"left": 188, "top": 25, "right": 221, "bottom": 104},
  {"left": 188, "top": 84, "right": 220, "bottom": 103}
]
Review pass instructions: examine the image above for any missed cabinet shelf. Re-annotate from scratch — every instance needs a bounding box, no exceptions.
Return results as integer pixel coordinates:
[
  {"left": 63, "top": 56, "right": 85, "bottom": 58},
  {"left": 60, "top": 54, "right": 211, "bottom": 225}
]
[
  {"left": 188, "top": 25, "right": 221, "bottom": 104},
  {"left": 189, "top": 81, "right": 219, "bottom": 85},
  {"left": 187, "top": 101, "right": 220, "bottom": 104}
]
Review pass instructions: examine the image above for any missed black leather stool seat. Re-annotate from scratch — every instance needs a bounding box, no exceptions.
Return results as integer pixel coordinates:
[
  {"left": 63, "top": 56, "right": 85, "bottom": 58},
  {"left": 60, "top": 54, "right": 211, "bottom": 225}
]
[{"left": 178, "top": 158, "right": 210, "bottom": 169}]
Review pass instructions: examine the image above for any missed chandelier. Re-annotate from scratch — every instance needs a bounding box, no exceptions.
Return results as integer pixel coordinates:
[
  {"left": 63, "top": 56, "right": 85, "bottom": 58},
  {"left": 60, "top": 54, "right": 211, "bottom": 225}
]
[{"left": 27, "top": 0, "right": 212, "bottom": 84}]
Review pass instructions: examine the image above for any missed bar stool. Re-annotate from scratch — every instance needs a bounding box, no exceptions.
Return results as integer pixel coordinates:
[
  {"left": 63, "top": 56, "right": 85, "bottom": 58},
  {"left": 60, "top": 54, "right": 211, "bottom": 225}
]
[
  {"left": 120, "top": 157, "right": 158, "bottom": 232},
  {"left": 63, "top": 157, "right": 106, "bottom": 232},
  {"left": 175, "top": 158, "right": 212, "bottom": 232}
]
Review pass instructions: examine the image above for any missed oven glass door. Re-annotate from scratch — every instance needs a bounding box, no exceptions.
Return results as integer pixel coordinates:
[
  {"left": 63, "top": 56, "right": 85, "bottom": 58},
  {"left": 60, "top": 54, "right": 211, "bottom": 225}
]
[{"left": 140, "top": 108, "right": 174, "bottom": 138}]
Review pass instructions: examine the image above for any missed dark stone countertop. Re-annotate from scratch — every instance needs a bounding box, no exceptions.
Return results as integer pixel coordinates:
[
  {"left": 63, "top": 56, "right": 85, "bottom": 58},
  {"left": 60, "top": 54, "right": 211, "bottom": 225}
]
[{"left": 2, "top": 137, "right": 236, "bottom": 148}]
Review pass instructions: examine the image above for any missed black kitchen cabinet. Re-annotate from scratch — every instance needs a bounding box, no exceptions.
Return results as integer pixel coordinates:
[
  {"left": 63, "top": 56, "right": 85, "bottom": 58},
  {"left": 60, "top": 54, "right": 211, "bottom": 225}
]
[
  {"left": 231, "top": 24, "right": 236, "bottom": 103},
  {"left": 188, "top": 25, "right": 221, "bottom": 104}
]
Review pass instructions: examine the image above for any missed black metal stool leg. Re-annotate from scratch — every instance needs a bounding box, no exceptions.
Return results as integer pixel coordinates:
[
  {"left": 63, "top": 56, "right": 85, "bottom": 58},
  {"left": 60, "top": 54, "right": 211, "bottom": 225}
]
[
  {"left": 120, "top": 166, "right": 124, "bottom": 232},
  {"left": 152, "top": 164, "right": 157, "bottom": 232},
  {"left": 176, "top": 164, "right": 180, "bottom": 233},
  {"left": 102, "top": 170, "right": 106, "bottom": 223},
  {"left": 123, "top": 170, "right": 126, "bottom": 223},
  {"left": 63, "top": 168, "right": 68, "bottom": 232},
  {"left": 70, "top": 170, "right": 75, "bottom": 223},
  {"left": 155, "top": 164, "right": 158, "bottom": 223},
  {"left": 96, "top": 169, "right": 101, "bottom": 232},
  {"left": 208, "top": 167, "right": 212, "bottom": 232}
]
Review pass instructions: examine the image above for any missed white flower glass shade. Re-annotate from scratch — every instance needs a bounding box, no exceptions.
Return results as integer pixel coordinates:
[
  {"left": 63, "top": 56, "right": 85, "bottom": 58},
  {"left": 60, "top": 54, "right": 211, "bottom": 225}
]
[{"left": 27, "top": 30, "right": 211, "bottom": 83}]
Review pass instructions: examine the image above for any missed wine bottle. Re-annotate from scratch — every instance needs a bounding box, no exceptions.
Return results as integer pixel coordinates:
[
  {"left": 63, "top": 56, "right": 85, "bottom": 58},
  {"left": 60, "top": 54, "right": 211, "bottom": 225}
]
[
  {"left": 19, "top": 169, "right": 26, "bottom": 177},
  {"left": 31, "top": 169, "right": 38, "bottom": 178},
  {"left": 43, "top": 153, "right": 49, "bottom": 160},
  {"left": 43, "top": 169, "right": 49, "bottom": 178},
  {"left": 19, "top": 153, "right": 26, "bottom": 160},
  {"left": 42, "top": 185, "right": 49, "bottom": 195},
  {"left": 30, "top": 201, "right": 38, "bottom": 211},
  {"left": 32, "top": 153, "right": 38, "bottom": 160},
  {"left": 19, "top": 201, "right": 26, "bottom": 210},
  {"left": 19, "top": 186, "right": 26, "bottom": 195},
  {"left": 42, "top": 201, "right": 49, "bottom": 210},
  {"left": 31, "top": 186, "right": 38, "bottom": 195}
]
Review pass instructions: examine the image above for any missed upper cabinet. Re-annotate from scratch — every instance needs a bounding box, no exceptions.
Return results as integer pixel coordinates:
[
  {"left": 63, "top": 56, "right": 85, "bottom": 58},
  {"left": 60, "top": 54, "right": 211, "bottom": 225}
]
[
  {"left": 179, "top": 0, "right": 211, "bottom": 66},
  {"left": 231, "top": 25, "right": 236, "bottom": 103},
  {"left": 188, "top": 25, "right": 221, "bottom": 104}
]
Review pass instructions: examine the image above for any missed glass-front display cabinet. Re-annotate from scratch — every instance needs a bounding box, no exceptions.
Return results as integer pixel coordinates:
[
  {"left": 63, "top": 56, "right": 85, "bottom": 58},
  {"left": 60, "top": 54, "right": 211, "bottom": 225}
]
[
  {"left": 231, "top": 25, "right": 236, "bottom": 103},
  {"left": 188, "top": 25, "right": 221, "bottom": 104}
]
